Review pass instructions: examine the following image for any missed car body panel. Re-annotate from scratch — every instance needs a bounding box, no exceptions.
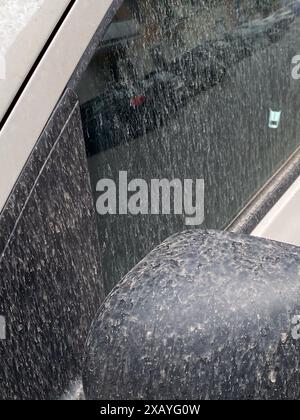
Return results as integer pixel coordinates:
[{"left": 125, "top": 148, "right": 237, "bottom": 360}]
[
  {"left": 0, "top": 0, "right": 71, "bottom": 121},
  {"left": 252, "top": 175, "right": 300, "bottom": 246},
  {"left": 0, "top": 0, "right": 113, "bottom": 213}
]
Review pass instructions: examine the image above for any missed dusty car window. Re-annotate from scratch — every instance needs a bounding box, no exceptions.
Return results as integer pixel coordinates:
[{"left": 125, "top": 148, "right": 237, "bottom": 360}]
[{"left": 76, "top": 0, "right": 300, "bottom": 294}]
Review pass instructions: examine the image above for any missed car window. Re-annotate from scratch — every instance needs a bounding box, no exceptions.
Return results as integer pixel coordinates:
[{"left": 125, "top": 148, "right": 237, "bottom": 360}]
[{"left": 76, "top": 0, "right": 300, "bottom": 294}]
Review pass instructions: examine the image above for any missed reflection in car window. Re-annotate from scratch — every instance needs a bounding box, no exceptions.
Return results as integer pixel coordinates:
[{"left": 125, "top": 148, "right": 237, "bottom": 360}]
[{"left": 76, "top": 0, "right": 300, "bottom": 294}]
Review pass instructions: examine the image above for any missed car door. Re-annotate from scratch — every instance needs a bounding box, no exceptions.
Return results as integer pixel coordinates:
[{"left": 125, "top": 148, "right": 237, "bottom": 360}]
[{"left": 0, "top": 0, "right": 300, "bottom": 399}]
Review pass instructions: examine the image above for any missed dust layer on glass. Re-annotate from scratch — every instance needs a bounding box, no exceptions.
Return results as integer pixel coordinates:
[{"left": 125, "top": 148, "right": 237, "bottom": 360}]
[{"left": 76, "top": 0, "right": 300, "bottom": 294}]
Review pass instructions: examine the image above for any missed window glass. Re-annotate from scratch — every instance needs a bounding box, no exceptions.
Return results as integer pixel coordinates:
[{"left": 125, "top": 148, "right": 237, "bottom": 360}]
[{"left": 76, "top": 0, "right": 300, "bottom": 294}]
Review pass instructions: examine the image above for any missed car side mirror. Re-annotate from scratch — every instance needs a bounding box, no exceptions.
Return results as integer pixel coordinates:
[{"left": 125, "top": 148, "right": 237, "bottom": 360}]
[{"left": 83, "top": 230, "right": 300, "bottom": 400}]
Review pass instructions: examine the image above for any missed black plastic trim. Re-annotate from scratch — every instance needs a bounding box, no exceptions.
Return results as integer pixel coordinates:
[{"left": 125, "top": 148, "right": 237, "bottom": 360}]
[{"left": 227, "top": 144, "right": 300, "bottom": 234}]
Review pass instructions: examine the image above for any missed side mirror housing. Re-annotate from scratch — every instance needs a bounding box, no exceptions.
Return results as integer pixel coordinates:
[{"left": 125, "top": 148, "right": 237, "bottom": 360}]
[{"left": 83, "top": 230, "right": 300, "bottom": 400}]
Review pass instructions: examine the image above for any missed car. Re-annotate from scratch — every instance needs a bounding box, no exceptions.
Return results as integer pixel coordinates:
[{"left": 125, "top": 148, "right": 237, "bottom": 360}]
[
  {"left": 81, "top": 69, "right": 187, "bottom": 155},
  {"left": 1, "top": 0, "right": 300, "bottom": 401}
]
